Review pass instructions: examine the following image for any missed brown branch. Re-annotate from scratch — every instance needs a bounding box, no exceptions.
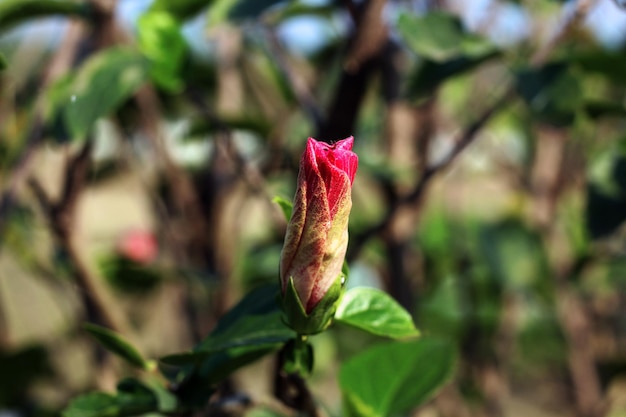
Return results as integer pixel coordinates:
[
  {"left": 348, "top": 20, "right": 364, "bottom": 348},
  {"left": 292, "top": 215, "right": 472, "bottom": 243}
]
[
  {"left": 273, "top": 346, "right": 321, "bottom": 417},
  {"left": 0, "top": 21, "right": 87, "bottom": 247},
  {"left": 28, "top": 140, "right": 128, "bottom": 335},
  {"left": 530, "top": 0, "right": 600, "bottom": 66},
  {"left": 317, "top": 0, "right": 390, "bottom": 141},
  {"left": 264, "top": 29, "right": 325, "bottom": 132},
  {"left": 348, "top": 88, "right": 514, "bottom": 261},
  {"left": 349, "top": 0, "right": 598, "bottom": 262}
]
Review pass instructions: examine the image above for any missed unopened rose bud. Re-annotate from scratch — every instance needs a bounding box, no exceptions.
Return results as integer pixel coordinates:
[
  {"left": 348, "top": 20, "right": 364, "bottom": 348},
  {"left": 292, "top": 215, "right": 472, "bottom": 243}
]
[{"left": 280, "top": 136, "right": 358, "bottom": 334}]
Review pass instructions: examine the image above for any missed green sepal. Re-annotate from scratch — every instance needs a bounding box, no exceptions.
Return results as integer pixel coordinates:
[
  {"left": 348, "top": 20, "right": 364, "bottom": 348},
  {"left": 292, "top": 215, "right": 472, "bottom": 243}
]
[{"left": 282, "top": 273, "right": 345, "bottom": 335}]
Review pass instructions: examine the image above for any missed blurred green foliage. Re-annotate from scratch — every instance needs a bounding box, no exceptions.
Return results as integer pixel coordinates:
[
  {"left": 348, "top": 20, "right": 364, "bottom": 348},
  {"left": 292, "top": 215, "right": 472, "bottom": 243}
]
[{"left": 1, "top": 0, "right": 626, "bottom": 416}]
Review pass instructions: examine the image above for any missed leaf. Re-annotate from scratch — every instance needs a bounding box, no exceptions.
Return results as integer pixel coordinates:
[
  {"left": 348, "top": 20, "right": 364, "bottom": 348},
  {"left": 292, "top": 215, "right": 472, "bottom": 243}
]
[
  {"left": 226, "top": 0, "right": 286, "bottom": 20},
  {"left": 398, "top": 11, "right": 499, "bottom": 100},
  {"left": 583, "top": 100, "right": 626, "bottom": 120},
  {"left": 587, "top": 154, "right": 626, "bottom": 239},
  {"left": 161, "top": 284, "right": 292, "bottom": 367},
  {"left": 0, "top": 346, "right": 51, "bottom": 406},
  {"left": 272, "top": 196, "right": 293, "bottom": 221},
  {"left": 335, "top": 288, "right": 419, "bottom": 339},
  {"left": 208, "top": 0, "right": 286, "bottom": 24},
  {"left": 0, "top": 0, "right": 90, "bottom": 33},
  {"left": 161, "top": 311, "right": 295, "bottom": 366},
  {"left": 63, "top": 392, "right": 120, "bottom": 417},
  {"left": 571, "top": 50, "right": 626, "bottom": 85},
  {"left": 339, "top": 338, "right": 456, "bottom": 417},
  {"left": 515, "top": 62, "right": 583, "bottom": 127},
  {"left": 62, "top": 379, "right": 172, "bottom": 417},
  {"left": 148, "top": 0, "right": 210, "bottom": 21},
  {"left": 62, "top": 47, "right": 149, "bottom": 140},
  {"left": 0, "top": 53, "right": 6, "bottom": 70},
  {"left": 186, "top": 114, "right": 273, "bottom": 139},
  {"left": 406, "top": 51, "right": 500, "bottom": 101},
  {"left": 163, "top": 285, "right": 291, "bottom": 404},
  {"left": 397, "top": 12, "right": 495, "bottom": 62},
  {"left": 138, "top": 11, "right": 187, "bottom": 92},
  {"left": 84, "top": 324, "right": 149, "bottom": 370}
]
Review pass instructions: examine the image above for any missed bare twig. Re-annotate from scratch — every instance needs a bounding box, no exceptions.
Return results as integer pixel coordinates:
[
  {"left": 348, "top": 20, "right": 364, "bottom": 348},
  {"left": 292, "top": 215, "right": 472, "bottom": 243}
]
[
  {"left": 349, "top": 0, "right": 598, "bottom": 261},
  {"left": 348, "top": 88, "right": 514, "bottom": 261},
  {"left": 531, "top": 0, "right": 600, "bottom": 66},
  {"left": 28, "top": 141, "right": 128, "bottom": 335},
  {"left": 344, "top": 0, "right": 387, "bottom": 73},
  {"left": 0, "top": 21, "right": 86, "bottom": 247},
  {"left": 264, "top": 29, "right": 325, "bottom": 132}
]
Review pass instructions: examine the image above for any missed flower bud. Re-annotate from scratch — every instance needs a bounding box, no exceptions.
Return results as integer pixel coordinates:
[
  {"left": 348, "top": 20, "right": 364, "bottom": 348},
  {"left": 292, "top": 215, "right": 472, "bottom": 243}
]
[{"left": 280, "top": 136, "right": 358, "bottom": 334}]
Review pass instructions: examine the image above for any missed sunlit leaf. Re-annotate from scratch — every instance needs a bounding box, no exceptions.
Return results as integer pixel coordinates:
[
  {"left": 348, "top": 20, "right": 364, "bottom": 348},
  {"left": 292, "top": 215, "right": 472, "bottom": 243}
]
[
  {"left": 397, "top": 12, "right": 495, "bottom": 62},
  {"left": 163, "top": 285, "right": 291, "bottom": 404},
  {"left": 335, "top": 287, "right": 420, "bottom": 339},
  {"left": 138, "top": 11, "right": 187, "bottom": 92},
  {"left": 63, "top": 47, "right": 149, "bottom": 140},
  {"left": 0, "top": 0, "right": 90, "bottom": 33},
  {"left": 84, "top": 324, "right": 149, "bottom": 370},
  {"left": 339, "top": 337, "right": 455, "bottom": 417},
  {"left": 62, "top": 379, "right": 173, "bottom": 417},
  {"left": 272, "top": 196, "right": 293, "bottom": 221},
  {"left": 208, "top": 0, "right": 286, "bottom": 24}
]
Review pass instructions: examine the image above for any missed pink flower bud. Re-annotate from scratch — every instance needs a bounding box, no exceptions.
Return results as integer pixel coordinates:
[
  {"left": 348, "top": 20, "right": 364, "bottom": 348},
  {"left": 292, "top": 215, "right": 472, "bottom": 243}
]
[
  {"left": 280, "top": 137, "right": 358, "bottom": 313},
  {"left": 117, "top": 229, "right": 158, "bottom": 264}
]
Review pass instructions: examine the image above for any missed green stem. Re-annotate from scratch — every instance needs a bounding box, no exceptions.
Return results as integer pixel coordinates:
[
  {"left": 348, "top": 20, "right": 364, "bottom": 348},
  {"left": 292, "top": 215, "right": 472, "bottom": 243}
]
[{"left": 0, "top": 0, "right": 92, "bottom": 33}]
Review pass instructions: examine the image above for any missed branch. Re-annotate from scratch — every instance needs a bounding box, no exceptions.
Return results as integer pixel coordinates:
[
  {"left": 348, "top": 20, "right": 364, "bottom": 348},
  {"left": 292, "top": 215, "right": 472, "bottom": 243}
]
[
  {"left": 0, "top": 19, "right": 87, "bottom": 249},
  {"left": 264, "top": 28, "right": 325, "bottom": 133},
  {"left": 28, "top": 140, "right": 129, "bottom": 335},
  {"left": 348, "top": 0, "right": 598, "bottom": 261},
  {"left": 348, "top": 88, "right": 514, "bottom": 261},
  {"left": 273, "top": 345, "right": 321, "bottom": 417},
  {"left": 530, "top": 0, "right": 600, "bottom": 66}
]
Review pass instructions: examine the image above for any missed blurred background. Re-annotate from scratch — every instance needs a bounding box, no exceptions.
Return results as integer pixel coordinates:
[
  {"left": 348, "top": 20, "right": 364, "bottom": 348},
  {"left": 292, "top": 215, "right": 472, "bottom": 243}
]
[{"left": 1, "top": 0, "right": 626, "bottom": 416}]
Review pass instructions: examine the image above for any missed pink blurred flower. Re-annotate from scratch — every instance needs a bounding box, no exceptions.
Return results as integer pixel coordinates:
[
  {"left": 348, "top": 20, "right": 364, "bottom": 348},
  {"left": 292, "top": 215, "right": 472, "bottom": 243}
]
[{"left": 118, "top": 229, "right": 158, "bottom": 264}]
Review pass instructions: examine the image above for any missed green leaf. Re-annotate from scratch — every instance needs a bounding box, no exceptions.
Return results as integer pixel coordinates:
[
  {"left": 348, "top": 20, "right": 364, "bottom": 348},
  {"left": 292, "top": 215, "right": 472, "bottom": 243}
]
[
  {"left": 339, "top": 338, "right": 456, "bottom": 417},
  {"left": 208, "top": 0, "right": 286, "bottom": 24},
  {"left": 0, "top": 0, "right": 90, "bottom": 33},
  {"left": 515, "top": 62, "right": 583, "bottom": 127},
  {"left": 161, "top": 311, "right": 295, "bottom": 366},
  {"left": 83, "top": 324, "right": 149, "bottom": 370},
  {"left": 0, "top": 53, "right": 6, "bottom": 71},
  {"left": 226, "top": 0, "right": 286, "bottom": 20},
  {"left": 63, "top": 392, "right": 120, "bottom": 417},
  {"left": 397, "top": 12, "right": 495, "bottom": 62},
  {"left": 138, "top": 11, "right": 187, "bottom": 92},
  {"left": 587, "top": 151, "right": 626, "bottom": 239},
  {"left": 583, "top": 100, "right": 626, "bottom": 120},
  {"left": 63, "top": 47, "right": 149, "bottom": 140},
  {"left": 571, "top": 50, "right": 626, "bottom": 85},
  {"left": 406, "top": 52, "right": 500, "bottom": 101},
  {"left": 272, "top": 196, "right": 293, "bottom": 221},
  {"left": 186, "top": 114, "right": 273, "bottom": 140},
  {"left": 161, "top": 284, "right": 292, "bottom": 367},
  {"left": 164, "top": 285, "right": 291, "bottom": 404},
  {"left": 335, "top": 288, "right": 419, "bottom": 339},
  {"left": 149, "top": 0, "right": 210, "bottom": 21},
  {"left": 62, "top": 379, "right": 173, "bottom": 417}
]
